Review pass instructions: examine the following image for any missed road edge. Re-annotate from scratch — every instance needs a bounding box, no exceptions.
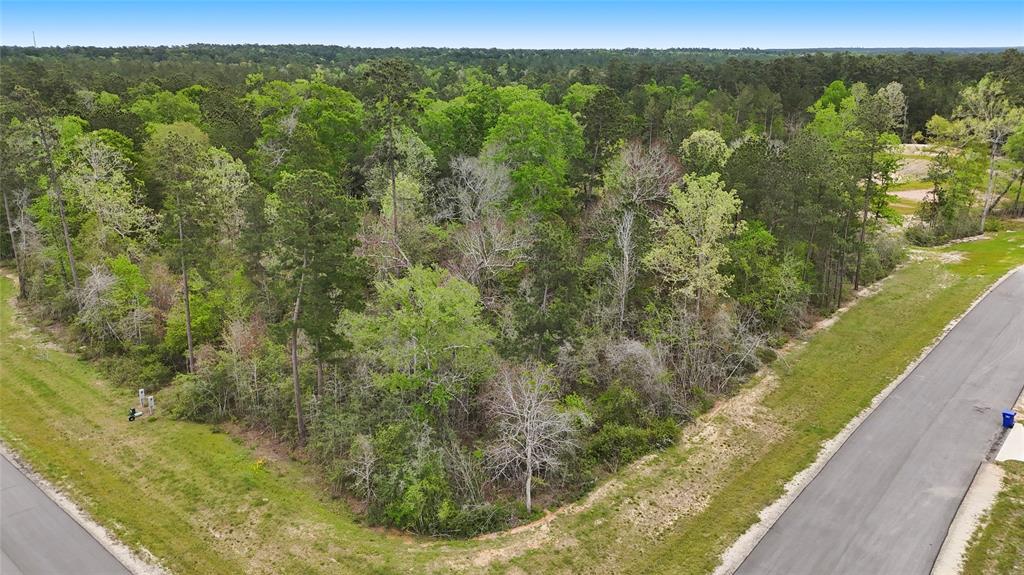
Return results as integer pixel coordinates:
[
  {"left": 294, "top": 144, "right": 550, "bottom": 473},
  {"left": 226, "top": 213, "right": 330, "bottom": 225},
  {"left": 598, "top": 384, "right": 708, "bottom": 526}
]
[
  {"left": 713, "top": 262, "right": 1024, "bottom": 575},
  {"left": 1, "top": 429, "right": 169, "bottom": 574}
]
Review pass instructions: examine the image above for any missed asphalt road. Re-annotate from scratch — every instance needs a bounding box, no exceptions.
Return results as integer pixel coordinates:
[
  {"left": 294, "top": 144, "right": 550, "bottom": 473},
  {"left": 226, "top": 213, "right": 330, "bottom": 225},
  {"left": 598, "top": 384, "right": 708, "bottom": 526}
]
[
  {"left": 1, "top": 454, "right": 130, "bottom": 575},
  {"left": 737, "top": 269, "right": 1024, "bottom": 575}
]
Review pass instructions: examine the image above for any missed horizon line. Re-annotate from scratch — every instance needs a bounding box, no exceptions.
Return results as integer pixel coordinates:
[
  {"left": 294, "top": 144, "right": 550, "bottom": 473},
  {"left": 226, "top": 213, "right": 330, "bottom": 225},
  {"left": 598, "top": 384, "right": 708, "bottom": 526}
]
[{"left": 3, "top": 43, "right": 1021, "bottom": 51}]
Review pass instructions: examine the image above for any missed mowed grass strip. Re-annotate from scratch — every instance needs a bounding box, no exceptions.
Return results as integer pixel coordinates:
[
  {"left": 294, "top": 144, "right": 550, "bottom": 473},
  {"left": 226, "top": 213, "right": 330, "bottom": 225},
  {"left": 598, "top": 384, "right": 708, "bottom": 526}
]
[
  {"left": 619, "top": 231, "right": 1024, "bottom": 574},
  {"left": 962, "top": 461, "right": 1024, "bottom": 575},
  {"left": 0, "top": 276, "right": 448, "bottom": 574},
  {"left": 2, "top": 229, "right": 1023, "bottom": 575}
]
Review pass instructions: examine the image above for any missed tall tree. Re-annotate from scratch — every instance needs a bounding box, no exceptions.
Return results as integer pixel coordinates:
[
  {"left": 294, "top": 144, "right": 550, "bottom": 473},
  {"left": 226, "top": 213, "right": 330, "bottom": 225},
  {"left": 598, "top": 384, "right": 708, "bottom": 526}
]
[
  {"left": 644, "top": 173, "right": 741, "bottom": 315},
  {"left": 603, "top": 141, "right": 681, "bottom": 330},
  {"left": 14, "top": 88, "right": 80, "bottom": 292},
  {"left": 268, "top": 169, "right": 366, "bottom": 444},
  {"left": 953, "top": 75, "right": 1024, "bottom": 232},
  {"left": 142, "top": 122, "right": 211, "bottom": 372},
  {"left": 361, "top": 59, "right": 419, "bottom": 255},
  {"left": 245, "top": 76, "right": 365, "bottom": 185},
  {"left": 483, "top": 96, "right": 584, "bottom": 216},
  {"left": 809, "top": 81, "right": 905, "bottom": 290},
  {"left": 562, "top": 83, "right": 630, "bottom": 194}
]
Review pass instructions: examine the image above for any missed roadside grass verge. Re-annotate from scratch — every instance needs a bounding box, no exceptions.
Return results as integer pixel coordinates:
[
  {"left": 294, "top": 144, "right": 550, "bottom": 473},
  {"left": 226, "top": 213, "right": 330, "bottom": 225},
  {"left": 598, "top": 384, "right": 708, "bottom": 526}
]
[
  {"left": 2, "top": 229, "right": 1023, "bottom": 575},
  {"left": 600, "top": 230, "right": 1024, "bottom": 575},
  {"left": 0, "top": 275, "right": 447, "bottom": 574},
  {"left": 962, "top": 461, "right": 1024, "bottom": 575}
]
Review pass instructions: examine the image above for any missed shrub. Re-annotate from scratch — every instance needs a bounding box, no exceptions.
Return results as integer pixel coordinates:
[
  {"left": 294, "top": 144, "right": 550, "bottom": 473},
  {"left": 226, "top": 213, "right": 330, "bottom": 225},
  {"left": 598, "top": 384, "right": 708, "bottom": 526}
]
[
  {"left": 166, "top": 371, "right": 233, "bottom": 422},
  {"left": 858, "top": 229, "right": 907, "bottom": 285},
  {"left": 594, "top": 382, "right": 647, "bottom": 427},
  {"left": 100, "top": 347, "right": 173, "bottom": 391},
  {"left": 587, "top": 418, "right": 677, "bottom": 468},
  {"left": 436, "top": 500, "right": 522, "bottom": 537}
]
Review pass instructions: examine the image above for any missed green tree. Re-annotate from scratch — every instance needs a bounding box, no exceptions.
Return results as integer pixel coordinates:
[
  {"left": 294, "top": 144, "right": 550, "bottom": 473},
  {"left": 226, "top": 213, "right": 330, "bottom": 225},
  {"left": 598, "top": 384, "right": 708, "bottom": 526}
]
[
  {"left": 484, "top": 97, "right": 584, "bottom": 216},
  {"left": 361, "top": 59, "right": 420, "bottom": 252},
  {"left": 267, "top": 169, "right": 366, "bottom": 444},
  {"left": 130, "top": 86, "right": 204, "bottom": 126},
  {"left": 245, "top": 77, "right": 365, "bottom": 184},
  {"left": 680, "top": 129, "right": 732, "bottom": 177},
  {"left": 644, "top": 173, "right": 741, "bottom": 314},
  {"left": 143, "top": 122, "right": 247, "bottom": 371},
  {"left": 64, "top": 131, "right": 156, "bottom": 256},
  {"left": 13, "top": 88, "right": 82, "bottom": 292},
  {"left": 723, "top": 221, "right": 808, "bottom": 329},
  {"left": 344, "top": 266, "right": 496, "bottom": 426},
  {"left": 563, "top": 84, "right": 629, "bottom": 193},
  {"left": 809, "top": 81, "right": 905, "bottom": 290},
  {"left": 953, "top": 75, "right": 1024, "bottom": 231},
  {"left": 143, "top": 122, "right": 208, "bottom": 371}
]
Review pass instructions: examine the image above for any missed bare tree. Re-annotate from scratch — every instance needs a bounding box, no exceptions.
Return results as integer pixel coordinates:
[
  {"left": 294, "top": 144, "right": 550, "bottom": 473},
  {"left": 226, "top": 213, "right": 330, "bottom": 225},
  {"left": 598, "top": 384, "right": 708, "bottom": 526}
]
[
  {"left": 347, "top": 434, "right": 377, "bottom": 505},
  {"left": 486, "top": 363, "right": 577, "bottom": 512},
  {"left": 603, "top": 142, "right": 681, "bottom": 331},
  {"left": 442, "top": 156, "right": 531, "bottom": 293},
  {"left": 76, "top": 265, "right": 117, "bottom": 342},
  {"left": 648, "top": 307, "right": 763, "bottom": 411},
  {"left": 451, "top": 217, "right": 532, "bottom": 288},
  {"left": 2, "top": 189, "right": 26, "bottom": 298},
  {"left": 438, "top": 155, "right": 513, "bottom": 222},
  {"left": 8, "top": 188, "right": 43, "bottom": 298},
  {"left": 605, "top": 141, "right": 681, "bottom": 207},
  {"left": 609, "top": 210, "right": 636, "bottom": 329}
]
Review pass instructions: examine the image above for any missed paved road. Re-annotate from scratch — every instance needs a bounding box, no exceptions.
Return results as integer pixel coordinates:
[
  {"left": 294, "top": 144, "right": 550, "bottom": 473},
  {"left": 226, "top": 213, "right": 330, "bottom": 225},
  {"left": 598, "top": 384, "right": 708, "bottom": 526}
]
[
  {"left": 1, "top": 454, "right": 130, "bottom": 575},
  {"left": 737, "top": 269, "right": 1024, "bottom": 575}
]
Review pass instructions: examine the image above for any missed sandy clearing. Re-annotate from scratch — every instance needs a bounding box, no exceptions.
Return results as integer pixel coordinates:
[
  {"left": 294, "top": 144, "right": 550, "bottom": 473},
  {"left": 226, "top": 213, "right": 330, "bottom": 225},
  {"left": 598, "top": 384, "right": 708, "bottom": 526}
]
[{"left": 894, "top": 188, "right": 935, "bottom": 202}]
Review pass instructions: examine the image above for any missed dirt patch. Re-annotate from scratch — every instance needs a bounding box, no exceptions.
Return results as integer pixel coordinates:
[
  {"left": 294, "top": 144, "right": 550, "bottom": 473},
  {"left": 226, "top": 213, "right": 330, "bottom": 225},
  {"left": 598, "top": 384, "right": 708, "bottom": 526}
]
[
  {"left": 937, "top": 251, "right": 966, "bottom": 264},
  {"left": 902, "top": 144, "right": 937, "bottom": 157},
  {"left": 897, "top": 158, "right": 932, "bottom": 184},
  {"left": 894, "top": 188, "right": 934, "bottom": 202},
  {"left": 221, "top": 422, "right": 294, "bottom": 467}
]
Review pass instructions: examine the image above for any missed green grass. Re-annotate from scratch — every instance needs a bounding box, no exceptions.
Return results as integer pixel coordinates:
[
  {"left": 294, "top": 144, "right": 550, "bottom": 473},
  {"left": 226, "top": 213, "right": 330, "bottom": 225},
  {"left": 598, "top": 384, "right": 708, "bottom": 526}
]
[
  {"left": 891, "top": 179, "right": 933, "bottom": 192},
  {"left": 891, "top": 199, "right": 919, "bottom": 216},
  {"left": 962, "top": 461, "right": 1024, "bottom": 575},
  {"left": 0, "top": 276, "right": 448, "bottom": 574},
  {"left": 2, "top": 230, "right": 1023, "bottom": 574},
  {"left": 613, "top": 231, "right": 1024, "bottom": 574}
]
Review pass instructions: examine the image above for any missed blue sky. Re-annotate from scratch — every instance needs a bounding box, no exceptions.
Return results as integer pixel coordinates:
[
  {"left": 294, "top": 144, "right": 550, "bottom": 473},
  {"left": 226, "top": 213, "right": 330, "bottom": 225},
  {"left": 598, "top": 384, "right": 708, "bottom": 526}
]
[{"left": 2, "top": 1, "right": 1022, "bottom": 49}]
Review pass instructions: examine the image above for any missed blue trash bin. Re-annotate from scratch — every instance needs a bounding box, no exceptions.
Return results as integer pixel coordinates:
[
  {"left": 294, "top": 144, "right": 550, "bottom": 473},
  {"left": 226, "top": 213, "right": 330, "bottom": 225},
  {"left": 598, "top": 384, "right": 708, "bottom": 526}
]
[{"left": 1004, "top": 411, "right": 1016, "bottom": 429}]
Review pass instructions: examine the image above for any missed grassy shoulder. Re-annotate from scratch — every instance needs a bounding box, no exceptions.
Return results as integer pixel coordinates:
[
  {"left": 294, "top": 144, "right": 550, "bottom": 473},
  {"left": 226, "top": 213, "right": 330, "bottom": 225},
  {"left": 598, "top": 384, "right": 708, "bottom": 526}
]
[
  {"left": 2, "top": 229, "right": 1023, "bottom": 574},
  {"left": 962, "top": 460, "right": 1024, "bottom": 575}
]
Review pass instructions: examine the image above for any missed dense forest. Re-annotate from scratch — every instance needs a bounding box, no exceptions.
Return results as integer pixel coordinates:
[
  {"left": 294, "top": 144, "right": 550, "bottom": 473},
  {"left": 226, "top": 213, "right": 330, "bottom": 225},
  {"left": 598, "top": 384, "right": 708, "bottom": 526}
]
[{"left": 1, "top": 45, "right": 1022, "bottom": 536}]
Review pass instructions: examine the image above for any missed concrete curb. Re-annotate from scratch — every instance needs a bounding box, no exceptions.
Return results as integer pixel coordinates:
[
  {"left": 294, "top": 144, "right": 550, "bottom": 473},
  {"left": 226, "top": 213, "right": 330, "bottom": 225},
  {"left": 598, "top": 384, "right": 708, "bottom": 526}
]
[{"left": 714, "top": 262, "right": 1024, "bottom": 575}]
